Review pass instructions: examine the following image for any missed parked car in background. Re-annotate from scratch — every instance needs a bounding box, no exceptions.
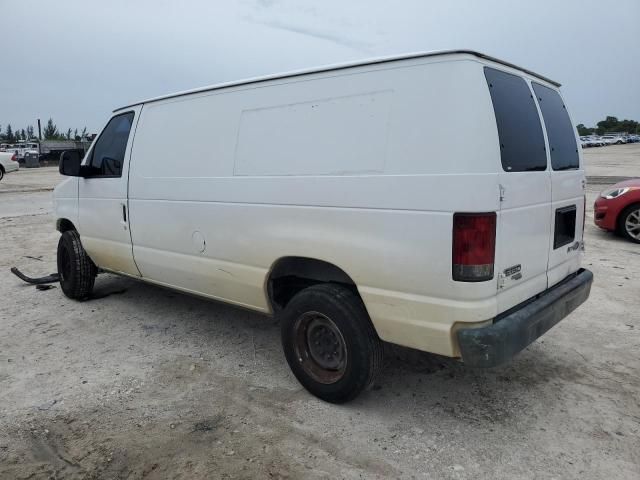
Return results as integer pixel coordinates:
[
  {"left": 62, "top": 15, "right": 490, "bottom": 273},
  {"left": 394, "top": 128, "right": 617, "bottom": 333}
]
[
  {"left": 602, "top": 135, "right": 626, "bottom": 145},
  {"left": 594, "top": 179, "right": 640, "bottom": 243},
  {"left": 586, "top": 136, "right": 604, "bottom": 147},
  {"left": 579, "top": 137, "right": 589, "bottom": 148},
  {"left": 0, "top": 151, "right": 19, "bottom": 181}
]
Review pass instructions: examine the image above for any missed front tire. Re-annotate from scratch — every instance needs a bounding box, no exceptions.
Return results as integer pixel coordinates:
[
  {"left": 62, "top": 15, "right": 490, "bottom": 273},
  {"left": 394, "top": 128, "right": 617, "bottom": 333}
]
[
  {"left": 280, "top": 283, "right": 383, "bottom": 403},
  {"left": 0, "top": 167, "right": 4, "bottom": 181},
  {"left": 618, "top": 203, "right": 640, "bottom": 244},
  {"left": 57, "top": 230, "right": 97, "bottom": 299}
]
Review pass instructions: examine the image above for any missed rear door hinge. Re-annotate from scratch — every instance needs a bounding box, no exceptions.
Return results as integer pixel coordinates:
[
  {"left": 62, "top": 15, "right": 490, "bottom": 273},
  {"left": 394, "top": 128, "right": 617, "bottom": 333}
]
[
  {"left": 497, "top": 272, "right": 506, "bottom": 289},
  {"left": 499, "top": 184, "right": 506, "bottom": 202}
]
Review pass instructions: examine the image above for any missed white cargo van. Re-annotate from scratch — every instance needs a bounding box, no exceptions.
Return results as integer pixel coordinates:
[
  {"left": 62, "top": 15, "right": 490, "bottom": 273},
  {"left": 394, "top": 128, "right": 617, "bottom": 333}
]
[{"left": 54, "top": 50, "right": 592, "bottom": 403}]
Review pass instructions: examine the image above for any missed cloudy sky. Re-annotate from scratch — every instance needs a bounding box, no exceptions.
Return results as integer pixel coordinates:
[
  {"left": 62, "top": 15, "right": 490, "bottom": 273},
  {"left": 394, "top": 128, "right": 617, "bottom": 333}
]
[{"left": 2, "top": 0, "right": 639, "bottom": 134}]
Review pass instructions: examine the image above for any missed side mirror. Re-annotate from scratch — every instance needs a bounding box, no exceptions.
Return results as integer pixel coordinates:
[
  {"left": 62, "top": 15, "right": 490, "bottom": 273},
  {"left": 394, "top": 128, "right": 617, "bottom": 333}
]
[{"left": 59, "top": 151, "right": 82, "bottom": 176}]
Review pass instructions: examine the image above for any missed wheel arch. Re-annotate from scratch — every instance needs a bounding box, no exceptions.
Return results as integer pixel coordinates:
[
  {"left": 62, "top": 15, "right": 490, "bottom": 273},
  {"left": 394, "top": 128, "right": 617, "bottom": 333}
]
[
  {"left": 266, "top": 256, "right": 361, "bottom": 313},
  {"left": 56, "top": 218, "right": 77, "bottom": 233}
]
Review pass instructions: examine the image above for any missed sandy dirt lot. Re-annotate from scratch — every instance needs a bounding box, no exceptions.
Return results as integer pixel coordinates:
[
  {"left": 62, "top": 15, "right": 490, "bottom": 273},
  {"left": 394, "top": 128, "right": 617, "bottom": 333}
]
[{"left": 1, "top": 146, "right": 639, "bottom": 479}]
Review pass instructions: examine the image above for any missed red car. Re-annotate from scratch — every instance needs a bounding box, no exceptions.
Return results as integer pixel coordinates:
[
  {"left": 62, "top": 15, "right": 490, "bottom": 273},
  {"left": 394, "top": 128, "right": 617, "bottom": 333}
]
[{"left": 594, "top": 178, "right": 640, "bottom": 243}]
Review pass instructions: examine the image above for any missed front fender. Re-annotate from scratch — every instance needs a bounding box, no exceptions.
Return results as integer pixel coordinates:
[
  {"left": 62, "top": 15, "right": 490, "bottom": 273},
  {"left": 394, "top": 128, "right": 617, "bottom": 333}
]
[{"left": 53, "top": 177, "right": 79, "bottom": 231}]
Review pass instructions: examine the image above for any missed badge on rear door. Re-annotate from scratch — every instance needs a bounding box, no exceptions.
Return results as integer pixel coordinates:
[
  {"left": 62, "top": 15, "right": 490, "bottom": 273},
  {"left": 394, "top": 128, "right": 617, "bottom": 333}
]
[{"left": 503, "top": 264, "right": 522, "bottom": 278}]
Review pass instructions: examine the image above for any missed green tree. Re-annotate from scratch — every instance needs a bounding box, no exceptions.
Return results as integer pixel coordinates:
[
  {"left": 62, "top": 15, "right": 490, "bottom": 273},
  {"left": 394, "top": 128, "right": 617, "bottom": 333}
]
[
  {"left": 593, "top": 116, "right": 640, "bottom": 135},
  {"left": 43, "top": 118, "right": 59, "bottom": 140},
  {"left": 5, "top": 124, "right": 15, "bottom": 142},
  {"left": 619, "top": 119, "right": 639, "bottom": 134},
  {"left": 576, "top": 124, "right": 594, "bottom": 136},
  {"left": 66, "top": 128, "right": 72, "bottom": 140},
  {"left": 26, "top": 125, "right": 34, "bottom": 139},
  {"left": 596, "top": 116, "right": 619, "bottom": 135}
]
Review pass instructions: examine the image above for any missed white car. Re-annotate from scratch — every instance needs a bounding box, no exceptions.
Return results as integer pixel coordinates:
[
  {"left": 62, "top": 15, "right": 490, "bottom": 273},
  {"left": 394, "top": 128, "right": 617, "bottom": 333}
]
[
  {"left": 54, "top": 50, "right": 592, "bottom": 402},
  {"left": 0, "top": 151, "right": 19, "bottom": 180},
  {"left": 601, "top": 135, "right": 625, "bottom": 145}
]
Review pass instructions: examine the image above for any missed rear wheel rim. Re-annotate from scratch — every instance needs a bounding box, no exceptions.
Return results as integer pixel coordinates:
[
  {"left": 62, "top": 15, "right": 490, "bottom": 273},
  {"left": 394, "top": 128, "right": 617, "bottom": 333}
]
[
  {"left": 625, "top": 208, "right": 640, "bottom": 240},
  {"left": 293, "top": 311, "right": 347, "bottom": 385}
]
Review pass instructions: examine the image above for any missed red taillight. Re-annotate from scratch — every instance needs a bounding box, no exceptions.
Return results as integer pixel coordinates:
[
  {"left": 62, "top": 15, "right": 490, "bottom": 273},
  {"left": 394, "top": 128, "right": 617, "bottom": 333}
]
[
  {"left": 11, "top": 153, "right": 17, "bottom": 162},
  {"left": 452, "top": 212, "right": 496, "bottom": 282}
]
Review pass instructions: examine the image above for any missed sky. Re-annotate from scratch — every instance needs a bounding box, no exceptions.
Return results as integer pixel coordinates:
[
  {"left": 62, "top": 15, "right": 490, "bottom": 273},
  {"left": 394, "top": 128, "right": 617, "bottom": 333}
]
[{"left": 1, "top": 0, "right": 639, "bottom": 134}]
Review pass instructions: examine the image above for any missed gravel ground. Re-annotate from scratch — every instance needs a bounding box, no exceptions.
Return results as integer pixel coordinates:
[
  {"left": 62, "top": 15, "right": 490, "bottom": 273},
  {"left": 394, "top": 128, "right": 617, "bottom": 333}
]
[{"left": 0, "top": 147, "right": 639, "bottom": 479}]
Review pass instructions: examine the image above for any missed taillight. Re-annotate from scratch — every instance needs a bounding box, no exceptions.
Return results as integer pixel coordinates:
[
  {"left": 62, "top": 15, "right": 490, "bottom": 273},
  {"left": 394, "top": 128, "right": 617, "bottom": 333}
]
[
  {"left": 452, "top": 212, "right": 496, "bottom": 282},
  {"left": 11, "top": 153, "right": 17, "bottom": 162}
]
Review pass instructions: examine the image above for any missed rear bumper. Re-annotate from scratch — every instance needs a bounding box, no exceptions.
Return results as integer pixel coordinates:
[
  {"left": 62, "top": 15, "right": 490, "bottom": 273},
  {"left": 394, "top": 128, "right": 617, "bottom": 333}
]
[{"left": 457, "top": 269, "right": 593, "bottom": 368}]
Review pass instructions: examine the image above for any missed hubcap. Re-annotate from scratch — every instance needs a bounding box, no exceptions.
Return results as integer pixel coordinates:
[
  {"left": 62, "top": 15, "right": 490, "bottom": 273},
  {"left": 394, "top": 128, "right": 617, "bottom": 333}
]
[
  {"left": 293, "top": 312, "right": 347, "bottom": 384},
  {"left": 625, "top": 208, "right": 640, "bottom": 240}
]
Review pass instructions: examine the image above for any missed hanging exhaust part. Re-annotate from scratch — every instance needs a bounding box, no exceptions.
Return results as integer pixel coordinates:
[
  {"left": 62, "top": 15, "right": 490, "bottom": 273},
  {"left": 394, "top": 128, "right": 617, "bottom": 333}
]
[{"left": 10, "top": 267, "right": 60, "bottom": 285}]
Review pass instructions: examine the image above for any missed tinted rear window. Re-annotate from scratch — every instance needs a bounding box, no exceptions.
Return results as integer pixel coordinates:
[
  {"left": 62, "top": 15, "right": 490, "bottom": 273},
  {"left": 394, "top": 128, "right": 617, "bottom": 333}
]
[
  {"left": 532, "top": 83, "right": 579, "bottom": 171},
  {"left": 484, "top": 67, "right": 547, "bottom": 172}
]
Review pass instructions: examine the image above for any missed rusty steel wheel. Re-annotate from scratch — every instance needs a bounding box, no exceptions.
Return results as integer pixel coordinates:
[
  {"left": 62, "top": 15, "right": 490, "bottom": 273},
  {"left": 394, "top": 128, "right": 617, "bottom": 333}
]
[
  {"left": 280, "top": 283, "right": 383, "bottom": 403},
  {"left": 293, "top": 311, "right": 348, "bottom": 385}
]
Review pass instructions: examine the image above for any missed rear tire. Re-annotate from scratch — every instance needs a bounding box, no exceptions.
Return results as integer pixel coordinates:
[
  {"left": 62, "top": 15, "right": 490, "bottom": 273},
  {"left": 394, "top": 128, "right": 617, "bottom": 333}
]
[
  {"left": 0, "top": 167, "right": 4, "bottom": 181},
  {"left": 57, "top": 230, "right": 97, "bottom": 299},
  {"left": 618, "top": 203, "right": 640, "bottom": 244},
  {"left": 280, "top": 283, "right": 383, "bottom": 403}
]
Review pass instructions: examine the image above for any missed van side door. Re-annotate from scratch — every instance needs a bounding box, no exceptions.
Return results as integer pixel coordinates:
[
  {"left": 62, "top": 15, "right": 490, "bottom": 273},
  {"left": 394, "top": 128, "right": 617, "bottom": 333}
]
[{"left": 78, "top": 107, "right": 141, "bottom": 276}]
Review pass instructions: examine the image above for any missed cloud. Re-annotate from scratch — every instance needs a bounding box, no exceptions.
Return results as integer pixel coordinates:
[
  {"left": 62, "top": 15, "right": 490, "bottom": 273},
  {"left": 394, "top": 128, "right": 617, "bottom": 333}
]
[
  {"left": 247, "top": 18, "right": 373, "bottom": 53},
  {"left": 1, "top": 0, "right": 638, "bottom": 132}
]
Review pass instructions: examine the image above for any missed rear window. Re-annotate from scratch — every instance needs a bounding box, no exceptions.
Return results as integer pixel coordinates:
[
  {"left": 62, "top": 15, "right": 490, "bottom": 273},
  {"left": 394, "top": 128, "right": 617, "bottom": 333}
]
[
  {"left": 484, "top": 67, "right": 547, "bottom": 172},
  {"left": 532, "top": 83, "right": 579, "bottom": 171}
]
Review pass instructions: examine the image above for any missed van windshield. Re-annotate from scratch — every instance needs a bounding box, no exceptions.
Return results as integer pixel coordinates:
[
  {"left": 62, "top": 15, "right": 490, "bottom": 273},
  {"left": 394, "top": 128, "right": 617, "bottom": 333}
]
[
  {"left": 532, "top": 83, "right": 579, "bottom": 171},
  {"left": 484, "top": 67, "right": 547, "bottom": 172}
]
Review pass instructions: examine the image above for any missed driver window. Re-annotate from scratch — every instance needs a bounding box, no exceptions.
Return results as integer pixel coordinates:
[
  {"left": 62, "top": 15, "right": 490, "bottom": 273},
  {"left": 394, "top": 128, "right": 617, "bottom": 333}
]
[{"left": 88, "top": 112, "right": 134, "bottom": 177}]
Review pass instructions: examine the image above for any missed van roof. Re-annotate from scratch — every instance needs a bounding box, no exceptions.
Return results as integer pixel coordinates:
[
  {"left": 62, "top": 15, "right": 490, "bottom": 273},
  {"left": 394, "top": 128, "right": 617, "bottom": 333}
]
[{"left": 115, "top": 50, "right": 560, "bottom": 111}]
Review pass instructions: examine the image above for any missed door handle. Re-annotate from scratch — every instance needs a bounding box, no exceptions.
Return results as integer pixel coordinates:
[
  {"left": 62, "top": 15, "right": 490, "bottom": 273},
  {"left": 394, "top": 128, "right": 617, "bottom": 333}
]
[{"left": 121, "top": 203, "right": 128, "bottom": 231}]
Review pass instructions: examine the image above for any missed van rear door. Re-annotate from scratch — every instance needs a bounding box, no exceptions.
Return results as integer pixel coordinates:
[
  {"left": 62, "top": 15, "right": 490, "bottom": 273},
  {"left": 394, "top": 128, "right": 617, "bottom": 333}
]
[
  {"left": 531, "top": 82, "right": 585, "bottom": 287},
  {"left": 484, "top": 67, "right": 552, "bottom": 311}
]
